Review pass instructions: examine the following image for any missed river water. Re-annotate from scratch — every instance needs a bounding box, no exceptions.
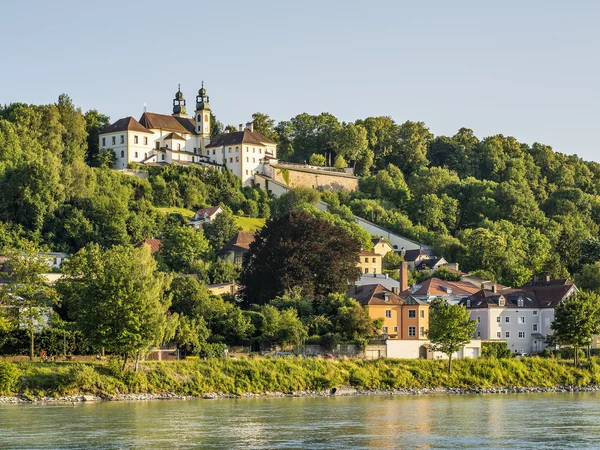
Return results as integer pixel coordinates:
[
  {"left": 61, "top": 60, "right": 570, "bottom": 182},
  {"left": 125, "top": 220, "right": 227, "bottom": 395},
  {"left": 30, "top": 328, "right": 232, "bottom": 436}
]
[{"left": 2, "top": 393, "right": 600, "bottom": 449}]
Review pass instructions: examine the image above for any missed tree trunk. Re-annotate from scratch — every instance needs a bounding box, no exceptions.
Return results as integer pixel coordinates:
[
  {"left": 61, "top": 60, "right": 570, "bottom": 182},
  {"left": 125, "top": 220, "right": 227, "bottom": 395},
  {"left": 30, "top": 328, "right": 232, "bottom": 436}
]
[
  {"left": 29, "top": 321, "right": 34, "bottom": 361},
  {"left": 134, "top": 351, "right": 140, "bottom": 372},
  {"left": 448, "top": 354, "right": 453, "bottom": 374},
  {"left": 122, "top": 353, "right": 128, "bottom": 371}
]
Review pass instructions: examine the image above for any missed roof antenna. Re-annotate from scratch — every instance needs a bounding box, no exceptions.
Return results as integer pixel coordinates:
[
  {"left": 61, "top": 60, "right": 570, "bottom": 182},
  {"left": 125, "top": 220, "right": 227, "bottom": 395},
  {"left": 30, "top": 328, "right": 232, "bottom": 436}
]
[{"left": 143, "top": 102, "right": 147, "bottom": 113}]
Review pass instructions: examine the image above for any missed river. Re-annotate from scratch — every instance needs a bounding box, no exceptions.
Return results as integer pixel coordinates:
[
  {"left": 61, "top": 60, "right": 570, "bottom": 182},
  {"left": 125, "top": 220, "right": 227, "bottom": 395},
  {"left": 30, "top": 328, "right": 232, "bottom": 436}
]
[{"left": 2, "top": 393, "right": 600, "bottom": 449}]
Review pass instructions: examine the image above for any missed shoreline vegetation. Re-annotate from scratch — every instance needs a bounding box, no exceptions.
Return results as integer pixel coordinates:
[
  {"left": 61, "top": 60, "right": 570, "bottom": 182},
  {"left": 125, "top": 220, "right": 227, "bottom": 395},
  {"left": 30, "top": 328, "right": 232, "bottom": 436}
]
[{"left": 2, "top": 357, "right": 600, "bottom": 403}]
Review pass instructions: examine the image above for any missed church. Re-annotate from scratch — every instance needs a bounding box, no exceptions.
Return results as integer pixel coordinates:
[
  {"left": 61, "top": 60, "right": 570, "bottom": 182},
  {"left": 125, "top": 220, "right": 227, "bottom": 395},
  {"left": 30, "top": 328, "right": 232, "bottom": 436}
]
[{"left": 99, "top": 84, "right": 277, "bottom": 186}]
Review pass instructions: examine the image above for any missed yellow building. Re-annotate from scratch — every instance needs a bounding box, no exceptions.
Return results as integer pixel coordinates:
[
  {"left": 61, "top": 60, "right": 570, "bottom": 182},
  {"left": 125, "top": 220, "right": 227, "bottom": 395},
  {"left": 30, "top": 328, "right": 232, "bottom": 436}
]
[
  {"left": 371, "top": 238, "right": 395, "bottom": 258},
  {"left": 348, "top": 284, "right": 429, "bottom": 339},
  {"left": 358, "top": 251, "right": 382, "bottom": 275}
]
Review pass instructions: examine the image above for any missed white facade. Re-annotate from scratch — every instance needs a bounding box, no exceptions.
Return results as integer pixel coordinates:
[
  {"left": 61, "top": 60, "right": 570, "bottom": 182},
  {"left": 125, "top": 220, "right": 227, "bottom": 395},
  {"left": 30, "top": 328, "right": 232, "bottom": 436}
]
[{"left": 386, "top": 339, "right": 482, "bottom": 359}]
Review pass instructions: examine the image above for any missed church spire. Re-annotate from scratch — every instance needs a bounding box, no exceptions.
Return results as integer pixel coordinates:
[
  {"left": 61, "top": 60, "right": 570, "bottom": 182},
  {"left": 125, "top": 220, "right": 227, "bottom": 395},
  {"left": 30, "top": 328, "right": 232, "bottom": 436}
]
[{"left": 172, "top": 84, "right": 187, "bottom": 117}]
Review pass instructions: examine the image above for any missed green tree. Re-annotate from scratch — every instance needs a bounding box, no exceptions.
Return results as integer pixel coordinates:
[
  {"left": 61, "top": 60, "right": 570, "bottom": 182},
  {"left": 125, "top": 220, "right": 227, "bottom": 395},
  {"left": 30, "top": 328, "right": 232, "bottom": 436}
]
[
  {"left": 84, "top": 109, "right": 110, "bottom": 166},
  {"left": 239, "top": 210, "right": 362, "bottom": 305},
  {"left": 309, "top": 153, "right": 326, "bottom": 166},
  {"left": 550, "top": 291, "right": 600, "bottom": 366},
  {"left": 159, "top": 226, "right": 211, "bottom": 273},
  {"left": 334, "top": 155, "right": 348, "bottom": 169},
  {"left": 251, "top": 112, "right": 278, "bottom": 142},
  {"left": 427, "top": 298, "right": 478, "bottom": 373},
  {"left": 258, "top": 305, "right": 308, "bottom": 349},
  {"left": 575, "top": 263, "right": 600, "bottom": 293},
  {"left": 59, "top": 244, "right": 171, "bottom": 370},
  {"left": 203, "top": 208, "right": 241, "bottom": 250},
  {"left": 334, "top": 123, "right": 368, "bottom": 168},
  {"left": 0, "top": 248, "right": 58, "bottom": 360}
]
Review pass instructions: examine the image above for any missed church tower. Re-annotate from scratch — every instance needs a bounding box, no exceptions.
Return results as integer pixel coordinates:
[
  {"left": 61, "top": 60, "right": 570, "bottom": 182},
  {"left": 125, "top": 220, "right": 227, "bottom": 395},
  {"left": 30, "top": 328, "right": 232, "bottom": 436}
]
[
  {"left": 172, "top": 84, "right": 187, "bottom": 118},
  {"left": 195, "top": 82, "right": 211, "bottom": 153}
]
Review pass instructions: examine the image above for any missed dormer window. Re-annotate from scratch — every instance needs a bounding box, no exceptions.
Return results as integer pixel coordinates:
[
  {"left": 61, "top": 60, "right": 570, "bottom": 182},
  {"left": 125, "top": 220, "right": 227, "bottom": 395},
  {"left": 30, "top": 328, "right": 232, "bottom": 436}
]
[
  {"left": 466, "top": 299, "right": 471, "bottom": 308},
  {"left": 517, "top": 298, "right": 524, "bottom": 307},
  {"left": 499, "top": 297, "right": 505, "bottom": 307},
  {"left": 384, "top": 293, "right": 390, "bottom": 302}
]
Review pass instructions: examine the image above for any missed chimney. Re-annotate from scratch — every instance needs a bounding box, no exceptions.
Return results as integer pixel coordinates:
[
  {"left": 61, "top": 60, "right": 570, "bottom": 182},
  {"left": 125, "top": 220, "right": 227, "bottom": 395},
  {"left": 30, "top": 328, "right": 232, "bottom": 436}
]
[
  {"left": 238, "top": 124, "right": 244, "bottom": 132},
  {"left": 492, "top": 284, "right": 497, "bottom": 294},
  {"left": 399, "top": 261, "right": 408, "bottom": 293},
  {"left": 246, "top": 122, "right": 254, "bottom": 132},
  {"left": 545, "top": 274, "right": 551, "bottom": 282}
]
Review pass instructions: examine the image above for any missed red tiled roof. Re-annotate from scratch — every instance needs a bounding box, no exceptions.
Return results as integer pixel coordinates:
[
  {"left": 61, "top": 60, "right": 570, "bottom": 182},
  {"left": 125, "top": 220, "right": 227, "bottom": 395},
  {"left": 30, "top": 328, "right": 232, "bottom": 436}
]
[
  {"left": 405, "top": 277, "right": 479, "bottom": 298},
  {"left": 135, "top": 238, "right": 161, "bottom": 254},
  {"left": 206, "top": 129, "right": 276, "bottom": 148},
  {"left": 359, "top": 251, "right": 381, "bottom": 257},
  {"left": 102, "top": 116, "right": 152, "bottom": 134},
  {"left": 194, "top": 206, "right": 222, "bottom": 218},
  {"left": 138, "top": 112, "right": 196, "bottom": 135},
  {"left": 217, "top": 231, "right": 255, "bottom": 254},
  {"left": 348, "top": 284, "right": 404, "bottom": 306}
]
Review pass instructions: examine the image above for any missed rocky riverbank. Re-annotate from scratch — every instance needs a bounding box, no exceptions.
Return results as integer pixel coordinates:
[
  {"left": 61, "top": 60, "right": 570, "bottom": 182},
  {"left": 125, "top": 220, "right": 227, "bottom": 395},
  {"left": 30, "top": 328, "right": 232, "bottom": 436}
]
[{"left": 2, "top": 384, "right": 600, "bottom": 404}]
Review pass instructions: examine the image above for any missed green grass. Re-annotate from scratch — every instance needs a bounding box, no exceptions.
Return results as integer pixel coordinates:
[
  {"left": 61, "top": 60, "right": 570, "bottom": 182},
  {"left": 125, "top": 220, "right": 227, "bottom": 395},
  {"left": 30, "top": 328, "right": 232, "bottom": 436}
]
[
  {"left": 235, "top": 216, "right": 266, "bottom": 232},
  {"left": 157, "top": 207, "right": 196, "bottom": 221},
  {"left": 2, "top": 357, "right": 600, "bottom": 398}
]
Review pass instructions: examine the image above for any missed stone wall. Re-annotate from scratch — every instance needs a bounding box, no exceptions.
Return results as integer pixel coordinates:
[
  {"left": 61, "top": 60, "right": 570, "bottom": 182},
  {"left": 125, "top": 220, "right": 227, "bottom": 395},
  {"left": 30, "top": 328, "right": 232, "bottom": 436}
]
[{"left": 271, "top": 165, "right": 358, "bottom": 192}]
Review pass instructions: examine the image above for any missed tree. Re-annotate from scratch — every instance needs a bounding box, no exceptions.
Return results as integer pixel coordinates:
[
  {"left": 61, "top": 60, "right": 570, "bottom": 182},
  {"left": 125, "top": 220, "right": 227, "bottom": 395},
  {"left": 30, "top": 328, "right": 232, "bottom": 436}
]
[
  {"left": 203, "top": 208, "right": 241, "bottom": 250},
  {"left": 575, "top": 263, "right": 600, "bottom": 293},
  {"left": 550, "top": 291, "right": 600, "bottom": 366},
  {"left": 334, "top": 123, "right": 368, "bottom": 168},
  {"left": 84, "top": 109, "right": 110, "bottom": 166},
  {"left": 0, "top": 248, "right": 58, "bottom": 360},
  {"left": 251, "top": 112, "right": 278, "bottom": 142},
  {"left": 59, "top": 244, "right": 171, "bottom": 370},
  {"left": 427, "top": 298, "right": 478, "bottom": 373},
  {"left": 159, "top": 226, "right": 211, "bottom": 273},
  {"left": 309, "top": 153, "right": 326, "bottom": 166},
  {"left": 258, "top": 305, "right": 308, "bottom": 349},
  {"left": 334, "top": 155, "right": 348, "bottom": 169},
  {"left": 239, "top": 210, "right": 362, "bottom": 305}
]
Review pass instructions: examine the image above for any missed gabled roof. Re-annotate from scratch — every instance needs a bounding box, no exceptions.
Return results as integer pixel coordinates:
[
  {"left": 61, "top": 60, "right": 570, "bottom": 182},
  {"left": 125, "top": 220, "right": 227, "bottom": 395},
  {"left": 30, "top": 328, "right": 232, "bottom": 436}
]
[
  {"left": 217, "top": 231, "right": 255, "bottom": 255},
  {"left": 101, "top": 117, "right": 152, "bottom": 134},
  {"left": 194, "top": 206, "right": 222, "bottom": 218},
  {"left": 402, "top": 248, "right": 429, "bottom": 262},
  {"left": 164, "top": 132, "right": 185, "bottom": 140},
  {"left": 207, "top": 129, "right": 276, "bottom": 148},
  {"left": 404, "top": 277, "right": 479, "bottom": 298},
  {"left": 138, "top": 112, "right": 196, "bottom": 135},
  {"left": 348, "top": 284, "right": 404, "bottom": 306},
  {"left": 462, "top": 280, "right": 577, "bottom": 309},
  {"left": 355, "top": 274, "right": 400, "bottom": 291},
  {"left": 403, "top": 295, "right": 428, "bottom": 306},
  {"left": 372, "top": 237, "right": 394, "bottom": 247},
  {"left": 359, "top": 251, "right": 381, "bottom": 257},
  {"left": 414, "top": 257, "right": 446, "bottom": 270},
  {"left": 135, "top": 238, "right": 161, "bottom": 254}
]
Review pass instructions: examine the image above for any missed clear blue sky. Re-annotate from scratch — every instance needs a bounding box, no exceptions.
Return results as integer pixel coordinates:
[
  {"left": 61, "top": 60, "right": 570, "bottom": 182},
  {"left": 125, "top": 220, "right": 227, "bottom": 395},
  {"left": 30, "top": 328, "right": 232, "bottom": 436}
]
[{"left": 1, "top": 0, "right": 599, "bottom": 161}]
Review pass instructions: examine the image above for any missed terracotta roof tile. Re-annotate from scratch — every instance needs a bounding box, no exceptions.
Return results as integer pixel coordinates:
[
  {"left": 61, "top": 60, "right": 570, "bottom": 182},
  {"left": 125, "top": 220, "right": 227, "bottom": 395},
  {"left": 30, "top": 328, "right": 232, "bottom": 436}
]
[
  {"left": 135, "top": 238, "right": 161, "bottom": 254},
  {"left": 138, "top": 112, "right": 196, "bottom": 135},
  {"left": 217, "top": 231, "right": 255, "bottom": 254},
  {"left": 102, "top": 116, "right": 152, "bottom": 134},
  {"left": 347, "top": 284, "right": 404, "bottom": 306}
]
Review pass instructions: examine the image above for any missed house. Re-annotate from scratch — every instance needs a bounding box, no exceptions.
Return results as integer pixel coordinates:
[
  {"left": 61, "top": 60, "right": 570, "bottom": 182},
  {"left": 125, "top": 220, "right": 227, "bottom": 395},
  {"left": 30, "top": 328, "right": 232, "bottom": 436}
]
[
  {"left": 414, "top": 257, "right": 448, "bottom": 271},
  {"left": 347, "top": 284, "right": 429, "bottom": 340},
  {"left": 208, "top": 282, "right": 237, "bottom": 296},
  {"left": 354, "top": 273, "right": 401, "bottom": 291},
  {"left": 216, "top": 231, "right": 255, "bottom": 266},
  {"left": 187, "top": 206, "right": 223, "bottom": 230},
  {"left": 134, "top": 239, "right": 162, "bottom": 254},
  {"left": 402, "top": 277, "right": 480, "bottom": 304},
  {"left": 371, "top": 238, "right": 395, "bottom": 258},
  {"left": 357, "top": 251, "right": 382, "bottom": 275},
  {"left": 401, "top": 248, "right": 430, "bottom": 270},
  {"left": 99, "top": 84, "right": 278, "bottom": 184},
  {"left": 460, "top": 278, "right": 578, "bottom": 355}
]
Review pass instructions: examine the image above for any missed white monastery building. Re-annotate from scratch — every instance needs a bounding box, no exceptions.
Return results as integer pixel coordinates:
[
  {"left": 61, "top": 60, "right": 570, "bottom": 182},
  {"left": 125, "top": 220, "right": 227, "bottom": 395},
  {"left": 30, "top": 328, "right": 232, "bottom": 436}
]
[{"left": 99, "top": 84, "right": 277, "bottom": 186}]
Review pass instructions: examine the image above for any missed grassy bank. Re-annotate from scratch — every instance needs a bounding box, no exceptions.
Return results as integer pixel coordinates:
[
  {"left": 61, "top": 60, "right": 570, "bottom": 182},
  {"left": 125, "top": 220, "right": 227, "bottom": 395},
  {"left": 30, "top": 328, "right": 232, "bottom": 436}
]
[{"left": 2, "top": 357, "right": 600, "bottom": 398}]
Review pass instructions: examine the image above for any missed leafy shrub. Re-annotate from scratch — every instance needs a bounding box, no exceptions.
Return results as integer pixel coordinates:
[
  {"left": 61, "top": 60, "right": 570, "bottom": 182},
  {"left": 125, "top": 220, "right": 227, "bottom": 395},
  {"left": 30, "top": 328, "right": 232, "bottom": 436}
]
[
  {"left": 0, "top": 361, "right": 20, "bottom": 395},
  {"left": 482, "top": 342, "right": 512, "bottom": 359}
]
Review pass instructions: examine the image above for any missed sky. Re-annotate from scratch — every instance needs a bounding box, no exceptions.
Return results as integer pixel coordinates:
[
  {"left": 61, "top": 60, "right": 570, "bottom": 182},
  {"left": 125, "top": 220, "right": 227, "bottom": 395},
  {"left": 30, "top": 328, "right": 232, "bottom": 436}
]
[{"left": 1, "top": 0, "right": 599, "bottom": 161}]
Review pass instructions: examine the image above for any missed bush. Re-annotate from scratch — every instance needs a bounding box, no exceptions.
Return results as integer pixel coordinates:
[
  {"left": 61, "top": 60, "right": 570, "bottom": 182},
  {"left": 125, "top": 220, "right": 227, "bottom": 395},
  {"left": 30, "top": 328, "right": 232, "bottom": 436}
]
[
  {"left": 309, "top": 154, "right": 326, "bottom": 166},
  {"left": 482, "top": 342, "right": 512, "bottom": 359},
  {"left": 0, "top": 361, "right": 20, "bottom": 395}
]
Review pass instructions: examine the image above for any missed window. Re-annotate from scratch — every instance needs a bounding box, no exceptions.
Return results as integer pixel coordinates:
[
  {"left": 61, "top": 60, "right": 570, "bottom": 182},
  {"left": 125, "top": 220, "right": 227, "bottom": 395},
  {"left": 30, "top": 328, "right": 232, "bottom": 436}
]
[
  {"left": 499, "top": 298, "right": 505, "bottom": 306},
  {"left": 476, "top": 317, "right": 481, "bottom": 323},
  {"left": 533, "top": 310, "right": 538, "bottom": 316},
  {"left": 236, "top": 157, "right": 239, "bottom": 162},
  {"left": 364, "top": 268, "right": 368, "bottom": 274},
  {"left": 246, "top": 157, "right": 249, "bottom": 162},
  {"left": 134, "top": 136, "right": 138, "bottom": 144},
  {"left": 120, "top": 150, "right": 124, "bottom": 158},
  {"left": 364, "top": 257, "right": 369, "bottom": 263},
  {"left": 246, "top": 147, "right": 248, "bottom": 152},
  {"left": 408, "top": 310, "right": 416, "bottom": 318},
  {"left": 120, "top": 135, "right": 124, "bottom": 144},
  {"left": 477, "top": 331, "right": 481, "bottom": 338},
  {"left": 245, "top": 170, "right": 248, "bottom": 175},
  {"left": 213, "top": 149, "right": 216, "bottom": 155},
  {"left": 259, "top": 148, "right": 262, "bottom": 154},
  {"left": 532, "top": 324, "right": 538, "bottom": 332},
  {"left": 134, "top": 152, "right": 138, "bottom": 158},
  {"left": 144, "top": 137, "right": 148, "bottom": 145},
  {"left": 385, "top": 310, "right": 392, "bottom": 318},
  {"left": 518, "top": 317, "right": 525, "bottom": 324},
  {"left": 393, "top": 326, "right": 398, "bottom": 333},
  {"left": 102, "top": 137, "right": 106, "bottom": 146},
  {"left": 372, "top": 258, "right": 376, "bottom": 263},
  {"left": 112, "top": 136, "right": 116, "bottom": 145},
  {"left": 193, "top": 148, "right": 197, "bottom": 154},
  {"left": 372, "top": 268, "right": 377, "bottom": 274},
  {"left": 517, "top": 298, "right": 523, "bottom": 307},
  {"left": 467, "top": 299, "right": 471, "bottom": 307},
  {"left": 496, "top": 331, "right": 502, "bottom": 338},
  {"left": 161, "top": 154, "right": 165, "bottom": 161},
  {"left": 156, "top": 142, "right": 160, "bottom": 149},
  {"left": 252, "top": 147, "right": 255, "bottom": 153},
  {"left": 229, "top": 147, "right": 232, "bottom": 153},
  {"left": 382, "top": 326, "right": 388, "bottom": 334},
  {"left": 204, "top": 114, "right": 208, "bottom": 122},
  {"left": 408, "top": 326, "right": 416, "bottom": 337},
  {"left": 198, "top": 126, "right": 201, "bottom": 132},
  {"left": 253, "top": 158, "right": 256, "bottom": 163},
  {"left": 144, "top": 153, "right": 147, "bottom": 159},
  {"left": 236, "top": 146, "right": 239, "bottom": 152},
  {"left": 228, "top": 157, "right": 232, "bottom": 163},
  {"left": 518, "top": 331, "right": 526, "bottom": 339},
  {"left": 177, "top": 144, "right": 181, "bottom": 150},
  {"left": 505, "top": 331, "right": 510, "bottom": 338},
  {"left": 192, "top": 157, "right": 195, "bottom": 162},
  {"left": 234, "top": 252, "right": 243, "bottom": 266},
  {"left": 420, "top": 310, "right": 425, "bottom": 318},
  {"left": 497, "top": 316, "right": 501, "bottom": 323},
  {"left": 420, "top": 327, "right": 425, "bottom": 337},
  {"left": 505, "top": 316, "right": 510, "bottom": 323}
]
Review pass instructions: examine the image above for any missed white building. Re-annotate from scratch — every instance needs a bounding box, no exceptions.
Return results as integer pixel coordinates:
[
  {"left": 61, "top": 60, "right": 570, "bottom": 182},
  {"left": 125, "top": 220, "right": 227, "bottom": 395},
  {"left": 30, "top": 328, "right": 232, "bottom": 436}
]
[
  {"left": 460, "top": 279, "right": 578, "bottom": 355},
  {"left": 99, "top": 84, "right": 277, "bottom": 185}
]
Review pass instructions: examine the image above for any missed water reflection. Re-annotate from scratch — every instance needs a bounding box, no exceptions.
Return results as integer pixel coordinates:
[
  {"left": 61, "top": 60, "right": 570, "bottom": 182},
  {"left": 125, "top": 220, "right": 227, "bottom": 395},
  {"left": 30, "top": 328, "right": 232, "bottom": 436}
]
[{"left": 2, "top": 393, "right": 600, "bottom": 449}]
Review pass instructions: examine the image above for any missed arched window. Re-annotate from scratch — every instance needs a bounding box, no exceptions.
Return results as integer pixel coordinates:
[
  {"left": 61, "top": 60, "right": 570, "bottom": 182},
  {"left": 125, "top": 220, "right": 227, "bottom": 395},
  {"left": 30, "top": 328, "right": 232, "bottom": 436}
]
[
  {"left": 120, "top": 150, "right": 124, "bottom": 158},
  {"left": 161, "top": 154, "right": 165, "bottom": 161},
  {"left": 204, "top": 114, "right": 208, "bottom": 121},
  {"left": 135, "top": 152, "right": 138, "bottom": 158}
]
